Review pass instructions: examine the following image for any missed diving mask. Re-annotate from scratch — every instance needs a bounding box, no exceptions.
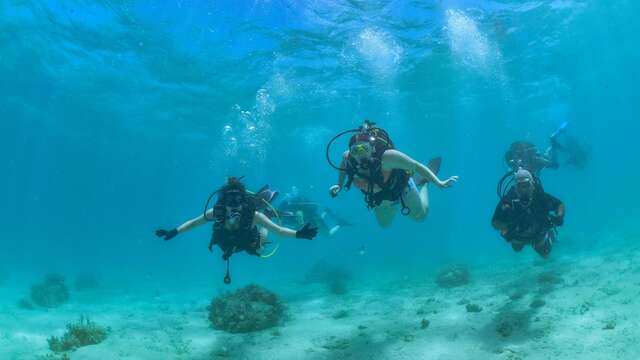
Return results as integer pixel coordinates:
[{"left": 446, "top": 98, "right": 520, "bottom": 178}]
[
  {"left": 350, "top": 141, "right": 373, "bottom": 158},
  {"left": 223, "top": 190, "right": 244, "bottom": 207}
]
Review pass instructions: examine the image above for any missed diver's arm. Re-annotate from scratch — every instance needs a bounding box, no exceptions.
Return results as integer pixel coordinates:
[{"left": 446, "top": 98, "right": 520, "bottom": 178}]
[
  {"left": 338, "top": 152, "right": 349, "bottom": 184},
  {"left": 156, "top": 209, "right": 213, "bottom": 241},
  {"left": 254, "top": 212, "right": 318, "bottom": 240},
  {"left": 329, "top": 151, "right": 348, "bottom": 197},
  {"left": 539, "top": 151, "right": 558, "bottom": 170},
  {"left": 337, "top": 151, "right": 350, "bottom": 184},
  {"left": 552, "top": 202, "right": 565, "bottom": 226},
  {"left": 253, "top": 212, "right": 297, "bottom": 237},
  {"left": 545, "top": 194, "right": 565, "bottom": 226},
  {"left": 177, "top": 209, "right": 214, "bottom": 234},
  {"left": 556, "top": 203, "right": 565, "bottom": 217},
  {"left": 382, "top": 150, "right": 459, "bottom": 188},
  {"left": 491, "top": 202, "right": 511, "bottom": 233}
]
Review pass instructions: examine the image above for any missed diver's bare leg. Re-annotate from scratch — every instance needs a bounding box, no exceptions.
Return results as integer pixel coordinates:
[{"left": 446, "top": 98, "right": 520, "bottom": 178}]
[
  {"left": 374, "top": 203, "right": 396, "bottom": 228},
  {"left": 403, "top": 178, "right": 428, "bottom": 222}
]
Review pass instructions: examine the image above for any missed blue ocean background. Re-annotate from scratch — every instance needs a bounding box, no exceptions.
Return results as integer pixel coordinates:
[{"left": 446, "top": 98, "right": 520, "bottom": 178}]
[{"left": 1, "top": 1, "right": 639, "bottom": 357}]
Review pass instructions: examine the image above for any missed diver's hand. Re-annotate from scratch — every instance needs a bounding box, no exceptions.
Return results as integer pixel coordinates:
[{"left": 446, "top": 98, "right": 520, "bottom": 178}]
[
  {"left": 550, "top": 215, "right": 564, "bottom": 226},
  {"left": 329, "top": 185, "right": 341, "bottom": 198},
  {"left": 296, "top": 223, "right": 318, "bottom": 240},
  {"left": 437, "top": 176, "right": 459, "bottom": 188},
  {"left": 155, "top": 228, "right": 178, "bottom": 241}
]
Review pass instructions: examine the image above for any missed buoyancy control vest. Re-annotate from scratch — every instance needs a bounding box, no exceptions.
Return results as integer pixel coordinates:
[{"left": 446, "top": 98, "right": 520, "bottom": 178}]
[{"left": 343, "top": 123, "right": 411, "bottom": 212}]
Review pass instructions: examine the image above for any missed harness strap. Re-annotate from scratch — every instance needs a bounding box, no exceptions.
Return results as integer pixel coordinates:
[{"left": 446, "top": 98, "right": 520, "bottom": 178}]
[
  {"left": 400, "top": 195, "right": 411, "bottom": 216},
  {"left": 350, "top": 160, "right": 411, "bottom": 215},
  {"left": 223, "top": 257, "right": 231, "bottom": 284}
]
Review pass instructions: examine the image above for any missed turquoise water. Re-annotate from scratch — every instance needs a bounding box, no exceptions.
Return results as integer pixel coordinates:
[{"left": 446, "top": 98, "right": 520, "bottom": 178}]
[{"left": 2, "top": 1, "right": 639, "bottom": 359}]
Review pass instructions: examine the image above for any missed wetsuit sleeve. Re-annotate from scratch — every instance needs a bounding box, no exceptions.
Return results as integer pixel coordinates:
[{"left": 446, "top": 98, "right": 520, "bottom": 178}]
[
  {"left": 543, "top": 193, "right": 562, "bottom": 211},
  {"left": 492, "top": 200, "right": 511, "bottom": 230}
]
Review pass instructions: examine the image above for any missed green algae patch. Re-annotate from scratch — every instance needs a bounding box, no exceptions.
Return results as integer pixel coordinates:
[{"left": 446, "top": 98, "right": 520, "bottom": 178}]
[
  {"left": 48, "top": 316, "right": 109, "bottom": 353},
  {"left": 30, "top": 274, "right": 70, "bottom": 308},
  {"left": 208, "top": 284, "right": 286, "bottom": 333}
]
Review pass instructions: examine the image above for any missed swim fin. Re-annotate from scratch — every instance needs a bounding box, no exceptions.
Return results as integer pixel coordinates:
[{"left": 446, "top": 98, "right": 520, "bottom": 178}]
[
  {"left": 254, "top": 185, "right": 279, "bottom": 218},
  {"left": 255, "top": 185, "right": 279, "bottom": 204},
  {"left": 550, "top": 121, "right": 569, "bottom": 141},
  {"left": 428, "top": 157, "right": 442, "bottom": 176},
  {"left": 417, "top": 157, "right": 442, "bottom": 187}
]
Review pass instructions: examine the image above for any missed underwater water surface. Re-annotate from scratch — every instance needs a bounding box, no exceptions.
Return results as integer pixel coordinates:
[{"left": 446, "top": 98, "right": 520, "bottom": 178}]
[{"left": 1, "top": 1, "right": 639, "bottom": 359}]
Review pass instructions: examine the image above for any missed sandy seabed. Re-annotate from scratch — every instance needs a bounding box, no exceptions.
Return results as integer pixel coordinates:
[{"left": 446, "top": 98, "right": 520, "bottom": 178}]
[{"left": 1, "top": 242, "right": 639, "bottom": 360}]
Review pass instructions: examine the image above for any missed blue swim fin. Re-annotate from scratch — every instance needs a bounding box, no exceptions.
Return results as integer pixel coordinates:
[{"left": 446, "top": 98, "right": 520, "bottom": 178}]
[{"left": 550, "top": 121, "right": 569, "bottom": 140}]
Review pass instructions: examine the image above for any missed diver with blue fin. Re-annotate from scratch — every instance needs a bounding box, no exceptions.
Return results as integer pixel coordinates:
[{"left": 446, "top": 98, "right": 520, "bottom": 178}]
[
  {"left": 326, "top": 120, "right": 459, "bottom": 227},
  {"left": 504, "top": 121, "right": 588, "bottom": 177},
  {"left": 492, "top": 168, "right": 565, "bottom": 257},
  {"left": 155, "top": 177, "right": 318, "bottom": 284}
]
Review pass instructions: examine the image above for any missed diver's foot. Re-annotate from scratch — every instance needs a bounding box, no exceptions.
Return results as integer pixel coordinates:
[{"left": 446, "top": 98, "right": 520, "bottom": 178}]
[{"left": 417, "top": 157, "right": 442, "bottom": 187}]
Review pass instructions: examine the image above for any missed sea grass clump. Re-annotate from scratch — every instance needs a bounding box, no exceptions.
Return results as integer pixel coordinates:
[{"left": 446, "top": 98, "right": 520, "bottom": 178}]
[
  {"left": 48, "top": 316, "right": 109, "bottom": 353},
  {"left": 466, "top": 303, "right": 483, "bottom": 313},
  {"left": 30, "top": 274, "right": 70, "bottom": 308},
  {"left": 436, "top": 265, "right": 469, "bottom": 288},
  {"left": 495, "top": 311, "right": 527, "bottom": 338},
  {"left": 207, "top": 284, "right": 286, "bottom": 333},
  {"left": 530, "top": 299, "right": 546, "bottom": 309}
]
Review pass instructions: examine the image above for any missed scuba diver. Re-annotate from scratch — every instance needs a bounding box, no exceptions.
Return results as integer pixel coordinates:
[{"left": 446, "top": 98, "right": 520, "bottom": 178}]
[
  {"left": 155, "top": 177, "right": 318, "bottom": 284},
  {"left": 504, "top": 121, "right": 587, "bottom": 176},
  {"left": 326, "top": 120, "right": 459, "bottom": 227},
  {"left": 277, "top": 196, "right": 352, "bottom": 237},
  {"left": 492, "top": 169, "right": 565, "bottom": 257}
]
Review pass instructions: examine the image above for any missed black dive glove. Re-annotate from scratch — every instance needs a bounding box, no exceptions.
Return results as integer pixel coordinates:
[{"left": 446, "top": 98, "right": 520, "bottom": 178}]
[
  {"left": 550, "top": 215, "right": 564, "bottom": 226},
  {"left": 296, "top": 223, "right": 318, "bottom": 240},
  {"left": 155, "top": 228, "right": 178, "bottom": 241}
]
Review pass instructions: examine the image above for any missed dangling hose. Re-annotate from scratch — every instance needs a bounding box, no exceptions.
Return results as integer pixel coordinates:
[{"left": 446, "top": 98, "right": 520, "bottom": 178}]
[
  {"left": 400, "top": 196, "right": 411, "bottom": 216},
  {"left": 496, "top": 171, "right": 514, "bottom": 201},
  {"left": 326, "top": 128, "right": 359, "bottom": 171},
  {"left": 223, "top": 258, "right": 231, "bottom": 284},
  {"left": 219, "top": 198, "right": 282, "bottom": 285},
  {"left": 258, "top": 198, "right": 282, "bottom": 259},
  {"left": 203, "top": 176, "right": 246, "bottom": 221},
  {"left": 497, "top": 169, "right": 546, "bottom": 202},
  {"left": 203, "top": 190, "right": 221, "bottom": 221}
]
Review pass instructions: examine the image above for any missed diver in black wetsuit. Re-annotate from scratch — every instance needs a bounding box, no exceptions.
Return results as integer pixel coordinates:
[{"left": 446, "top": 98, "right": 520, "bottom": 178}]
[
  {"left": 492, "top": 169, "right": 565, "bottom": 257},
  {"left": 155, "top": 177, "right": 318, "bottom": 283},
  {"left": 504, "top": 122, "right": 588, "bottom": 176}
]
